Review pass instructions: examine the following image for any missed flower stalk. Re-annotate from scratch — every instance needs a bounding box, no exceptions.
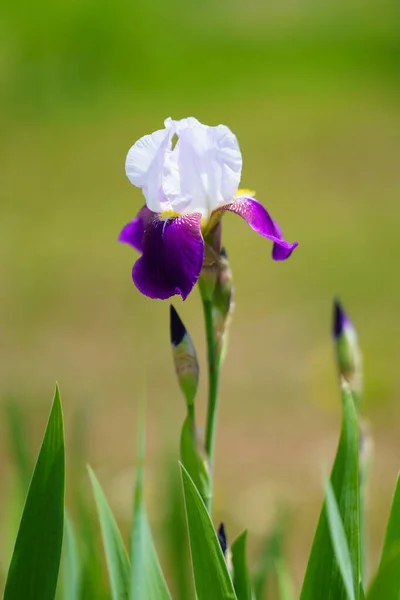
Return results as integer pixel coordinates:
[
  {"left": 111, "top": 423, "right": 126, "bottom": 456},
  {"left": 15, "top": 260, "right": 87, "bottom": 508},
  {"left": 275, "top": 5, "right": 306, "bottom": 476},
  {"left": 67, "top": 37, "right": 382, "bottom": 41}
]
[{"left": 202, "top": 294, "right": 220, "bottom": 496}]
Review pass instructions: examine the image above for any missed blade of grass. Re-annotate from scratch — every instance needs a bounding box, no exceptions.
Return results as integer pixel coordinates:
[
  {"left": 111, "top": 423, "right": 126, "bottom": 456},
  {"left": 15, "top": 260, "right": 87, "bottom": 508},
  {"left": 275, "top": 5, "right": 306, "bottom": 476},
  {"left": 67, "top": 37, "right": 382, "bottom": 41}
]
[
  {"left": 275, "top": 556, "right": 296, "bottom": 600},
  {"left": 364, "top": 473, "right": 400, "bottom": 600},
  {"left": 253, "top": 515, "right": 286, "bottom": 600},
  {"left": 130, "top": 418, "right": 172, "bottom": 600},
  {"left": 88, "top": 467, "right": 130, "bottom": 600},
  {"left": 379, "top": 473, "right": 400, "bottom": 567},
  {"left": 325, "top": 479, "right": 356, "bottom": 600},
  {"left": 180, "top": 463, "right": 237, "bottom": 600},
  {"left": 70, "top": 406, "right": 108, "bottom": 600},
  {"left": 300, "top": 385, "right": 360, "bottom": 600},
  {"left": 3, "top": 385, "right": 65, "bottom": 600},
  {"left": 231, "top": 530, "right": 253, "bottom": 600},
  {"left": 366, "top": 547, "right": 400, "bottom": 600},
  {"left": 163, "top": 456, "right": 194, "bottom": 600},
  {"left": 63, "top": 512, "right": 81, "bottom": 600},
  {"left": 180, "top": 416, "right": 210, "bottom": 508}
]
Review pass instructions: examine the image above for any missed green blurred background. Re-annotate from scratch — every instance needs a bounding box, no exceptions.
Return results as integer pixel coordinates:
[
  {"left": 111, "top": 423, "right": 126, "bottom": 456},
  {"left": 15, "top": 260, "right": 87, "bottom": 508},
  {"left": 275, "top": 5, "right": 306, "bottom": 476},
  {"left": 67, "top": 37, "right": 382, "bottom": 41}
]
[{"left": 1, "top": 0, "right": 400, "bottom": 591}]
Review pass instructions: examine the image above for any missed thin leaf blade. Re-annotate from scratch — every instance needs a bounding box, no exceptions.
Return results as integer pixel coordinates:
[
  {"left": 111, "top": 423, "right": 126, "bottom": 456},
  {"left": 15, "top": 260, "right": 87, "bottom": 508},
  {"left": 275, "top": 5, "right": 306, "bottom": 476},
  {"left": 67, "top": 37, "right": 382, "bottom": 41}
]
[
  {"left": 130, "top": 421, "right": 172, "bottom": 600},
  {"left": 163, "top": 456, "right": 194, "bottom": 600},
  {"left": 180, "top": 416, "right": 210, "bottom": 508},
  {"left": 3, "top": 385, "right": 65, "bottom": 600},
  {"left": 380, "top": 473, "right": 400, "bottom": 567},
  {"left": 252, "top": 515, "right": 286, "bottom": 600},
  {"left": 300, "top": 386, "right": 360, "bottom": 600},
  {"left": 88, "top": 467, "right": 130, "bottom": 600},
  {"left": 180, "top": 463, "right": 237, "bottom": 600},
  {"left": 231, "top": 530, "right": 253, "bottom": 600},
  {"left": 63, "top": 512, "right": 80, "bottom": 600},
  {"left": 366, "top": 547, "right": 400, "bottom": 600},
  {"left": 325, "top": 479, "right": 356, "bottom": 600}
]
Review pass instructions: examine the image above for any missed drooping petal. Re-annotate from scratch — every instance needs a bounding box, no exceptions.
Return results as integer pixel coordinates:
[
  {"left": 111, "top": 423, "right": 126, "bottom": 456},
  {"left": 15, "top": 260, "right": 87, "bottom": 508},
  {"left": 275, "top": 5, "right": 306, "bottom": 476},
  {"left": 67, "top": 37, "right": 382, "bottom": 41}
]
[
  {"left": 125, "top": 123, "right": 174, "bottom": 213},
  {"left": 211, "top": 197, "right": 298, "bottom": 260},
  {"left": 132, "top": 213, "right": 204, "bottom": 300},
  {"left": 118, "top": 205, "right": 153, "bottom": 252},
  {"left": 270, "top": 220, "right": 297, "bottom": 260},
  {"left": 162, "top": 119, "right": 242, "bottom": 216}
]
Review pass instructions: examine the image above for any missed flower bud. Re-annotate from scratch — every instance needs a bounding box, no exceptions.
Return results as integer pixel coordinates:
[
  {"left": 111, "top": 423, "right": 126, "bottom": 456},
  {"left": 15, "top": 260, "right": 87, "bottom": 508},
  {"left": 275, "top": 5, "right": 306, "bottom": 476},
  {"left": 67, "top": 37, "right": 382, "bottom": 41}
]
[
  {"left": 217, "top": 522, "right": 228, "bottom": 556},
  {"left": 217, "top": 522, "right": 233, "bottom": 574},
  {"left": 213, "top": 248, "right": 234, "bottom": 364},
  {"left": 332, "top": 299, "right": 363, "bottom": 399},
  {"left": 170, "top": 305, "right": 199, "bottom": 412}
]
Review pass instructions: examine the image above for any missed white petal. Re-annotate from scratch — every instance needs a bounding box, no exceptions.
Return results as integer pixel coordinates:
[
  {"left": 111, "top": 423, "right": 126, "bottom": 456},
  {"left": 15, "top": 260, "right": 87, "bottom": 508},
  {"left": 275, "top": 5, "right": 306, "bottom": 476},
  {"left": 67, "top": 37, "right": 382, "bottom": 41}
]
[
  {"left": 125, "top": 128, "right": 168, "bottom": 187},
  {"left": 211, "top": 124, "right": 242, "bottom": 204},
  {"left": 168, "top": 117, "right": 205, "bottom": 134},
  {"left": 162, "top": 121, "right": 242, "bottom": 216},
  {"left": 125, "top": 126, "right": 174, "bottom": 212}
]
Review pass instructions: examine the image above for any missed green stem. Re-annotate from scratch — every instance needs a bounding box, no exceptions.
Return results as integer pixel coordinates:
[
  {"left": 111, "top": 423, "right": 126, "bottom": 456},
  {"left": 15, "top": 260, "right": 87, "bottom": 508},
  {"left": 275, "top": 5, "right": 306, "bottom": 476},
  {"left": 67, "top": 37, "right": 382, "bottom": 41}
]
[{"left": 202, "top": 297, "right": 220, "bottom": 511}]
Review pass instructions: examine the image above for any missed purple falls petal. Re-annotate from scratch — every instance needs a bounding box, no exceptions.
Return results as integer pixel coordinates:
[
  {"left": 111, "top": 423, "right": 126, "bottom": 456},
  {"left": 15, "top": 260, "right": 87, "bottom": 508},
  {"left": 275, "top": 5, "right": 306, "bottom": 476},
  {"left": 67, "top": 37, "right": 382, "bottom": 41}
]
[
  {"left": 132, "top": 213, "right": 204, "bottom": 300},
  {"left": 118, "top": 205, "right": 153, "bottom": 252},
  {"left": 213, "top": 197, "right": 298, "bottom": 260}
]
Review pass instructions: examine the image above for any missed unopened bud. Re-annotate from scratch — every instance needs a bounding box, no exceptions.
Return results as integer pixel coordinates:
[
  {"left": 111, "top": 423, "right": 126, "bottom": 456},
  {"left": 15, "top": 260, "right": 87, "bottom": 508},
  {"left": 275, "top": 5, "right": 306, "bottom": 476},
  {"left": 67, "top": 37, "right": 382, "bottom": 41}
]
[
  {"left": 332, "top": 299, "right": 362, "bottom": 399},
  {"left": 218, "top": 522, "right": 228, "bottom": 555},
  {"left": 213, "top": 248, "right": 234, "bottom": 363},
  {"left": 217, "top": 522, "right": 232, "bottom": 574},
  {"left": 170, "top": 305, "right": 199, "bottom": 412},
  {"left": 213, "top": 248, "right": 233, "bottom": 317}
]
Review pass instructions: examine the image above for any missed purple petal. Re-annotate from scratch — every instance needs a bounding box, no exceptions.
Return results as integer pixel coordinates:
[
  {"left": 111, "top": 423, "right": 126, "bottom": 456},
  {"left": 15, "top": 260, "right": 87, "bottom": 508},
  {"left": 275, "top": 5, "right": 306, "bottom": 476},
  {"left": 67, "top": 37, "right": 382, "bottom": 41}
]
[
  {"left": 118, "top": 205, "right": 153, "bottom": 252},
  {"left": 213, "top": 197, "right": 298, "bottom": 261},
  {"left": 132, "top": 213, "right": 204, "bottom": 300}
]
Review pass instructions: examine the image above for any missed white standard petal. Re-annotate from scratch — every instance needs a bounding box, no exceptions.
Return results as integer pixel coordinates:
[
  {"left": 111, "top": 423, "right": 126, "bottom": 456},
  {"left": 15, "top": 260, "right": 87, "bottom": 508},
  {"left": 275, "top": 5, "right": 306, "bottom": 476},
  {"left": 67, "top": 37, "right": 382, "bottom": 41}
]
[
  {"left": 162, "top": 120, "right": 242, "bottom": 217},
  {"left": 167, "top": 117, "right": 205, "bottom": 135},
  {"left": 125, "top": 124, "right": 175, "bottom": 213},
  {"left": 125, "top": 128, "right": 168, "bottom": 187}
]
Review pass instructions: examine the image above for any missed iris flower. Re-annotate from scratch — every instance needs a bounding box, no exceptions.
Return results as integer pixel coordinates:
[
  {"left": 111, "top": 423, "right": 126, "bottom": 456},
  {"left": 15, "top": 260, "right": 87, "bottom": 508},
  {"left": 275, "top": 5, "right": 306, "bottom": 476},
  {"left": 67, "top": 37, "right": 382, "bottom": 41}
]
[{"left": 119, "top": 117, "right": 298, "bottom": 300}]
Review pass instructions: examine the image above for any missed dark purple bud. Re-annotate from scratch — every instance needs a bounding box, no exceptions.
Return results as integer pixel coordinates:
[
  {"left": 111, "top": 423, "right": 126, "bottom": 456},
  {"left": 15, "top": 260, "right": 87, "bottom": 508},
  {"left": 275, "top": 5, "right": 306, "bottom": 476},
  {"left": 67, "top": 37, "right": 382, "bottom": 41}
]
[
  {"left": 218, "top": 522, "right": 228, "bottom": 556},
  {"left": 170, "top": 305, "right": 199, "bottom": 409},
  {"left": 170, "top": 305, "right": 187, "bottom": 347},
  {"left": 332, "top": 298, "right": 362, "bottom": 399},
  {"left": 333, "top": 298, "right": 351, "bottom": 339}
]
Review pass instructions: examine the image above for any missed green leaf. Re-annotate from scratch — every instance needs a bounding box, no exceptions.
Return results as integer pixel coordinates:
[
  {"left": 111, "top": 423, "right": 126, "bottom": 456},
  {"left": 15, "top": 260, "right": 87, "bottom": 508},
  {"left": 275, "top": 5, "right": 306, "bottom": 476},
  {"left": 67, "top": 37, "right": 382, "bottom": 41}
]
[
  {"left": 252, "top": 515, "right": 286, "bottom": 599},
  {"left": 274, "top": 556, "right": 296, "bottom": 600},
  {"left": 163, "top": 456, "right": 194, "bottom": 600},
  {"left": 231, "top": 531, "right": 253, "bottom": 600},
  {"left": 380, "top": 473, "right": 400, "bottom": 567},
  {"left": 180, "top": 416, "right": 210, "bottom": 507},
  {"left": 70, "top": 406, "right": 108, "bottom": 600},
  {"left": 88, "top": 467, "right": 130, "bottom": 600},
  {"left": 130, "top": 422, "right": 172, "bottom": 600},
  {"left": 251, "top": 512, "right": 294, "bottom": 600},
  {"left": 63, "top": 512, "right": 80, "bottom": 600},
  {"left": 180, "top": 463, "right": 237, "bottom": 600},
  {"left": 325, "top": 479, "right": 355, "bottom": 600},
  {"left": 3, "top": 385, "right": 65, "bottom": 600},
  {"left": 300, "top": 386, "right": 360, "bottom": 600},
  {"left": 365, "top": 474, "right": 400, "bottom": 600},
  {"left": 366, "top": 547, "right": 400, "bottom": 600}
]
